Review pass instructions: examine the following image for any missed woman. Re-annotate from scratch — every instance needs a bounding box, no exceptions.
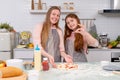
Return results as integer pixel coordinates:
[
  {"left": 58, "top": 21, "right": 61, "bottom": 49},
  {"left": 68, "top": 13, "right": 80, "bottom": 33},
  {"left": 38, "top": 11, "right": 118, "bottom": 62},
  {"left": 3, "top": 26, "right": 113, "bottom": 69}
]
[
  {"left": 33, "top": 6, "right": 73, "bottom": 67},
  {"left": 64, "top": 13, "right": 99, "bottom": 62}
]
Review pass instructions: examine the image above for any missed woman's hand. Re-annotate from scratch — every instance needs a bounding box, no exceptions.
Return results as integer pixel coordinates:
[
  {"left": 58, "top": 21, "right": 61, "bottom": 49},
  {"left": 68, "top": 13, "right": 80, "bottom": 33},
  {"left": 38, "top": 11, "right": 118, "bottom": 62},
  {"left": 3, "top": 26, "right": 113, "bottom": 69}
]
[
  {"left": 64, "top": 55, "right": 73, "bottom": 63},
  {"left": 48, "top": 55, "right": 57, "bottom": 68}
]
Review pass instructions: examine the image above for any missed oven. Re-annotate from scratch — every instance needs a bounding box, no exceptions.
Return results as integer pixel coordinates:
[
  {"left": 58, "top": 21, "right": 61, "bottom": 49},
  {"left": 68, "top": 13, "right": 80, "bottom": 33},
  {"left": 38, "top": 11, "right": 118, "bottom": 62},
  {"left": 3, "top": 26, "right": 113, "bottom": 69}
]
[{"left": 111, "top": 52, "right": 120, "bottom": 62}]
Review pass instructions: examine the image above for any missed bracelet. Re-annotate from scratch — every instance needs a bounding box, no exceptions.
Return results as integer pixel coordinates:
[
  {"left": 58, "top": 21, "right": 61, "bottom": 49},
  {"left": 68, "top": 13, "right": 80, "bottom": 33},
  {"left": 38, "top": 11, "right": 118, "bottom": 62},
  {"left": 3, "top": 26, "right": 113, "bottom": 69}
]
[{"left": 60, "top": 51, "right": 65, "bottom": 52}]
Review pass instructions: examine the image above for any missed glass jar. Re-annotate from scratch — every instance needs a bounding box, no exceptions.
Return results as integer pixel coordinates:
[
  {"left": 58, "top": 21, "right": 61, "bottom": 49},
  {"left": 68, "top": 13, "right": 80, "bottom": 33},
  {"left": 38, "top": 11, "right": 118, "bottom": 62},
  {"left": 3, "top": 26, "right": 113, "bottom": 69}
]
[
  {"left": 34, "top": 3, "right": 38, "bottom": 10},
  {"left": 42, "top": 3, "right": 47, "bottom": 10},
  {"left": 38, "top": 0, "right": 42, "bottom": 10},
  {"left": 69, "top": 2, "right": 74, "bottom": 10},
  {"left": 63, "top": 2, "right": 68, "bottom": 10},
  {"left": 42, "top": 57, "right": 49, "bottom": 71},
  {"left": 31, "top": 0, "right": 34, "bottom": 10}
]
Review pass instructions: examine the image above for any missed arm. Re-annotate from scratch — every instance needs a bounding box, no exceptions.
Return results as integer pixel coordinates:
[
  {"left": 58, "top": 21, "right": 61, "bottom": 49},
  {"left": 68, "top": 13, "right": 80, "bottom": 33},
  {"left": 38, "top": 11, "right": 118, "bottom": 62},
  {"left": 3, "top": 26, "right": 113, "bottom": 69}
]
[
  {"left": 32, "top": 23, "right": 55, "bottom": 65},
  {"left": 84, "top": 32, "right": 99, "bottom": 47},
  {"left": 75, "top": 25, "right": 99, "bottom": 47},
  {"left": 33, "top": 23, "right": 43, "bottom": 49},
  {"left": 57, "top": 29, "right": 73, "bottom": 63}
]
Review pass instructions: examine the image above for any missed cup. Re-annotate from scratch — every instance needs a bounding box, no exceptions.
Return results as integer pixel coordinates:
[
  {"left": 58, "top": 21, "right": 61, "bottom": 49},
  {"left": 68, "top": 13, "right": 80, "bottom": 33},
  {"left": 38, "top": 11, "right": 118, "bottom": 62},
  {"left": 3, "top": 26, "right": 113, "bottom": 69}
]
[{"left": 24, "top": 63, "right": 33, "bottom": 70}]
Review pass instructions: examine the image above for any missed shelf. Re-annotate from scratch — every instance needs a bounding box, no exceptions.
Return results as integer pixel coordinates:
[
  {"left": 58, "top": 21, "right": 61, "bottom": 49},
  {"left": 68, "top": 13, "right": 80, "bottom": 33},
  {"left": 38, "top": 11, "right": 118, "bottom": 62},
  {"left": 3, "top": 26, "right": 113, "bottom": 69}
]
[{"left": 30, "top": 10, "right": 77, "bottom": 14}]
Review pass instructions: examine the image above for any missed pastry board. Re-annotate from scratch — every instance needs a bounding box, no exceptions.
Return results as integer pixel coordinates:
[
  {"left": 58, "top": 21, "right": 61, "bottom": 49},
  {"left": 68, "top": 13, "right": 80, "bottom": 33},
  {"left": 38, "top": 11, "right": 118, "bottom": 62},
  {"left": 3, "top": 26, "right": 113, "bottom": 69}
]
[{"left": 1, "top": 72, "right": 27, "bottom": 80}]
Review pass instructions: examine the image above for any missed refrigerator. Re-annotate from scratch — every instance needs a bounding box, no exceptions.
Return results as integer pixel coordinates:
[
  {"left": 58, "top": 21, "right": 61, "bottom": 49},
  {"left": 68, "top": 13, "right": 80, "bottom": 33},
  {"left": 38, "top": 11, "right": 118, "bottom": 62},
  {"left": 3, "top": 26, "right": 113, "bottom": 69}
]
[{"left": 0, "top": 32, "right": 15, "bottom": 60}]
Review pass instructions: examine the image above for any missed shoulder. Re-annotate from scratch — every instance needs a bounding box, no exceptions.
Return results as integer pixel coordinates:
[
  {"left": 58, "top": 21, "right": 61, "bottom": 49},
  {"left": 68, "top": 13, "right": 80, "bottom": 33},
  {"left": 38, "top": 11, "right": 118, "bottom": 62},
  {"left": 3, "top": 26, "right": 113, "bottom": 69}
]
[
  {"left": 56, "top": 28, "right": 63, "bottom": 38},
  {"left": 56, "top": 28, "right": 63, "bottom": 34},
  {"left": 35, "top": 22, "right": 44, "bottom": 29},
  {"left": 33, "top": 22, "right": 44, "bottom": 35},
  {"left": 79, "top": 24, "right": 86, "bottom": 30}
]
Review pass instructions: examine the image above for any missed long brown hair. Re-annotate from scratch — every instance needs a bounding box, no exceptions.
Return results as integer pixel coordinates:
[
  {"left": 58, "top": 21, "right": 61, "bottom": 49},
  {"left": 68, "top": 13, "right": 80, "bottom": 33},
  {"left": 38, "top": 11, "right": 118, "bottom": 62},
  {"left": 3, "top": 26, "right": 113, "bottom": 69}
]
[
  {"left": 41, "top": 6, "right": 61, "bottom": 48},
  {"left": 64, "top": 13, "right": 84, "bottom": 52}
]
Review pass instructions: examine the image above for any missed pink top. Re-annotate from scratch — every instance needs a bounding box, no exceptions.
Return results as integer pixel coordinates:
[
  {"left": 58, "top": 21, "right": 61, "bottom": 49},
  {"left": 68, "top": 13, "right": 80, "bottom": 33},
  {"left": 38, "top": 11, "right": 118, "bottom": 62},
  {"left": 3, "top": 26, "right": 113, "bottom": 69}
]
[{"left": 66, "top": 29, "right": 99, "bottom": 54}]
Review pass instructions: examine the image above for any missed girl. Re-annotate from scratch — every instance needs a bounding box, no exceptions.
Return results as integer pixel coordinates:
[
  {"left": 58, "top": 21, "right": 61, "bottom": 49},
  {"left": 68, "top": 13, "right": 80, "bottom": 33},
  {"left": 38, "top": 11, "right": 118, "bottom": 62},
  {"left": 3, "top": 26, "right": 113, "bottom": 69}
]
[{"left": 64, "top": 13, "right": 99, "bottom": 62}]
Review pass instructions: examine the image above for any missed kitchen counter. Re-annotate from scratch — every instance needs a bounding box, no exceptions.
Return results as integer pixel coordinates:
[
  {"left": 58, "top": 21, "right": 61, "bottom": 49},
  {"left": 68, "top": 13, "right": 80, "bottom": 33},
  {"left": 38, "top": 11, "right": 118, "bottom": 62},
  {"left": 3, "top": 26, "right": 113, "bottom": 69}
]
[
  {"left": 27, "top": 62, "right": 120, "bottom": 80},
  {"left": 87, "top": 48, "right": 120, "bottom": 62},
  {"left": 88, "top": 48, "right": 120, "bottom": 51},
  {"left": 13, "top": 47, "right": 120, "bottom": 51},
  {"left": 13, "top": 48, "right": 120, "bottom": 62}
]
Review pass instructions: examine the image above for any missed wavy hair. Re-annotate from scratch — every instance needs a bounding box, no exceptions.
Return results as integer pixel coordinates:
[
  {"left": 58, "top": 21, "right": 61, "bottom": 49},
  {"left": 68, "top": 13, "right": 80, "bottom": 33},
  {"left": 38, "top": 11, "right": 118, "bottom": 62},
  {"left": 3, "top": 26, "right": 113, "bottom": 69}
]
[
  {"left": 41, "top": 6, "right": 61, "bottom": 48},
  {"left": 64, "top": 13, "right": 84, "bottom": 52}
]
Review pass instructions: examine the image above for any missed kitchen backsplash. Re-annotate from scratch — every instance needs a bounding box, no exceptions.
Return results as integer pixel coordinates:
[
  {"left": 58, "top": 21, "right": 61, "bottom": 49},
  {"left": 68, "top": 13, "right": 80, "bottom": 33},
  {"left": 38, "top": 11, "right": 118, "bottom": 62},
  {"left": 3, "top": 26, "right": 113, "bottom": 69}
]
[{"left": 0, "top": 0, "right": 120, "bottom": 40}]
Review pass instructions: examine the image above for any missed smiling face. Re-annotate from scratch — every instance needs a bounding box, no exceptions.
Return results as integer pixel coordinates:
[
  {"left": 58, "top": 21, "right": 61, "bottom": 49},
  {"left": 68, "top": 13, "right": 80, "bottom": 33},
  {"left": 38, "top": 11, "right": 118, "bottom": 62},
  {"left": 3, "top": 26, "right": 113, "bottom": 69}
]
[
  {"left": 50, "top": 9, "right": 60, "bottom": 25},
  {"left": 66, "top": 17, "right": 78, "bottom": 31}
]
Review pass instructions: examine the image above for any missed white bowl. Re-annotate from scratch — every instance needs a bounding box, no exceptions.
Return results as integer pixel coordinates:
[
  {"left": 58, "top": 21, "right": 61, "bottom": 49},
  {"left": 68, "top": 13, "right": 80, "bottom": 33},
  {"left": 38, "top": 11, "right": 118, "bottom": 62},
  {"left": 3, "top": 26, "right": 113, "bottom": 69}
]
[{"left": 6, "top": 59, "right": 24, "bottom": 69}]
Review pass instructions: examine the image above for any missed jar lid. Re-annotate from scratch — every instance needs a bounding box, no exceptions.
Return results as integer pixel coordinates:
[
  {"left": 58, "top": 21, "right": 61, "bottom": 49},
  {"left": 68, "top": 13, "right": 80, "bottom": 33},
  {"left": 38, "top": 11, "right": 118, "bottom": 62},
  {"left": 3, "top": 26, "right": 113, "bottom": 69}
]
[
  {"left": 63, "top": 2, "right": 68, "bottom": 4},
  {"left": 43, "top": 57, "right": 48, "bottom": 61},
  {"left": 69, "top": 2, "right": 74, "bottom": 4}
]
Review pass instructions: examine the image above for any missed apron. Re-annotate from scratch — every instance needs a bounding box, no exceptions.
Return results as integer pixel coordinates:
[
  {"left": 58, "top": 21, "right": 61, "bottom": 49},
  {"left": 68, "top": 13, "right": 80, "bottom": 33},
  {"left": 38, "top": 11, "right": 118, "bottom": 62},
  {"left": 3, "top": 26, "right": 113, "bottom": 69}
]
[
  {"left": 45, "top": 29, "right": 61, "bottom": 62},
  {"left": 65, "top": 38, "right": 87, "bottom": 62}
]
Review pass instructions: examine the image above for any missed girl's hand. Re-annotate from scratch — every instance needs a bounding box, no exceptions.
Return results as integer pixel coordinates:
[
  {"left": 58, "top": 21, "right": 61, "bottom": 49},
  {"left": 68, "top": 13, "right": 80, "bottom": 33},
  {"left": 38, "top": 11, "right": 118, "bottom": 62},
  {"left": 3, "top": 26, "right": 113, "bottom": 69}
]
[
  {"left": 74, "top": 27, "right": 86, "bottom": 36},
  {"left": 48, "top": 55, "right": 57, "bottom": 68},
  {"left": 78, "top": 24, "right": 86, "bottom": 30},
  {"left": 64, "top": 55, "right": 73, "bottom": 63}
]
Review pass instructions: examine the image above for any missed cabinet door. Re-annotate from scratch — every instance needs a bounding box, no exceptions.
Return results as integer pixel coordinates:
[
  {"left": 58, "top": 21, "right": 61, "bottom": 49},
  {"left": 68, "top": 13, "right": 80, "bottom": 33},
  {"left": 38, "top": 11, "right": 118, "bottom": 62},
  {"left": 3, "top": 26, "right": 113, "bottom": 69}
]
[
  {"left": 0, "top": 52, "right": 11, "bottom": 60},
  {"left": 0, "top": 33, "right": 11, "bottom": 51},
  {"left": 13, "top": 49, "right": 34, "bottom": 62},
  {"left": 86, "top": 50, "right": 111, "bottom": 62}
]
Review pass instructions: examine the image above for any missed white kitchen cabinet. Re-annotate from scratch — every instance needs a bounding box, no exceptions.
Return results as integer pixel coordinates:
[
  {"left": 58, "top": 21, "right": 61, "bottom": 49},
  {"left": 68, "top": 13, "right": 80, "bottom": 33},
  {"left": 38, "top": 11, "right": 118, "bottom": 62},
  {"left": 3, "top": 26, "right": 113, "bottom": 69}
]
[
  {"left": 110, "top": 49, "right": 120, "bottom": 62},
  {"left": 13, "top": 48, "right": 34, "bottom": 62},
  {"left": 0, "top": 52, "right": 11, "bottom": 60},
  {"left": 86, "top": 49, "right": 111, "bottom": 62},
  {"left": 13, "top": 48, "right": 120, "bottom": 62},
  {"left": 87, "top": 49, "right": 120, "bottom": 62}
]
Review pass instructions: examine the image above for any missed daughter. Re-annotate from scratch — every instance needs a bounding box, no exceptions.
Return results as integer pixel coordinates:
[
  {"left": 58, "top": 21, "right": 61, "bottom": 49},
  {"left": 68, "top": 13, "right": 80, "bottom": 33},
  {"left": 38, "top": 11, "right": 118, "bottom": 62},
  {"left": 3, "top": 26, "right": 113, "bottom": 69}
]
[{"left": 64, "top": 13, "right": 99, "bottom": 62}]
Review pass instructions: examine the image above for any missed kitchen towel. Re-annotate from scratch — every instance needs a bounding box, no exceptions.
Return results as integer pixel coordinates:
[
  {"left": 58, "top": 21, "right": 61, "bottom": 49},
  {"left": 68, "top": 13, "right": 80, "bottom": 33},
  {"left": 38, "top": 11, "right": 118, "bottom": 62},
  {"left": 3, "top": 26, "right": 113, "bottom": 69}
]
[{"left": 88, "top": 24, "right": 98, "bottom": 40}]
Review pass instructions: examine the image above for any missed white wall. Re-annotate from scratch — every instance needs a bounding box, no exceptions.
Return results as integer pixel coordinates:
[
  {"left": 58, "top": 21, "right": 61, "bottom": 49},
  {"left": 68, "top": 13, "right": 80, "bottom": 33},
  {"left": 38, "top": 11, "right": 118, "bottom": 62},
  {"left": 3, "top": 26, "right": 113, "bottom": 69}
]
[{"left": 0, "top": 0, "right": 120, "bottom": 41}]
